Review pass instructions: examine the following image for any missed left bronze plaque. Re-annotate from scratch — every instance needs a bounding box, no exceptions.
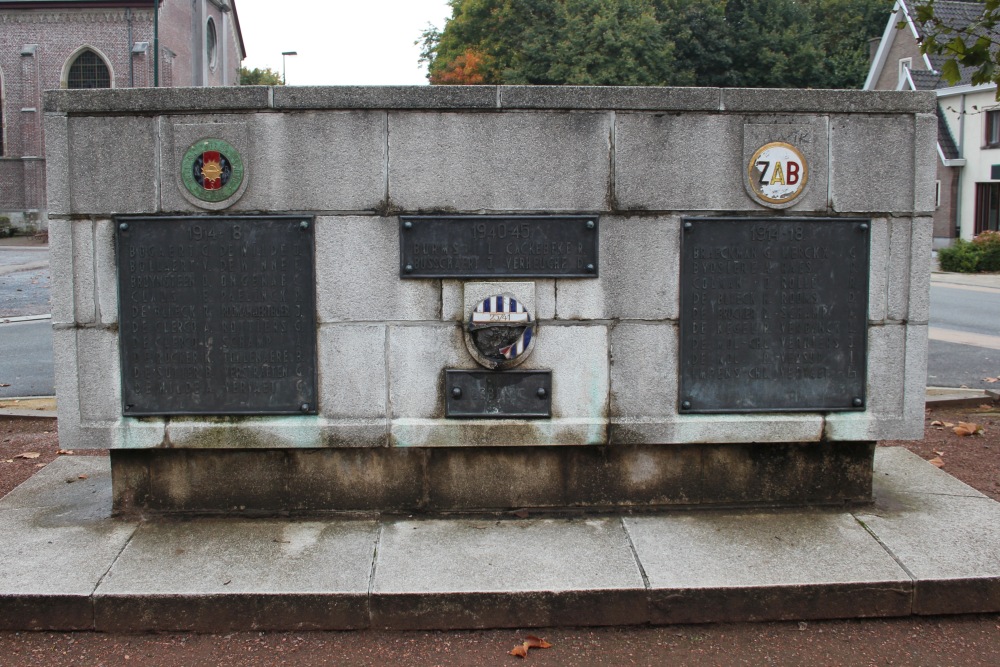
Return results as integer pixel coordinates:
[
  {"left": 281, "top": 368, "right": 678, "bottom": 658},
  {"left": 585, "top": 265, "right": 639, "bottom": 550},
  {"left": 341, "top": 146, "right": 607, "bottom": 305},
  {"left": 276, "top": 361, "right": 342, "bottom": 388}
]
[{"left": 116, "top": 216, "right": 317, "bottom": 416}]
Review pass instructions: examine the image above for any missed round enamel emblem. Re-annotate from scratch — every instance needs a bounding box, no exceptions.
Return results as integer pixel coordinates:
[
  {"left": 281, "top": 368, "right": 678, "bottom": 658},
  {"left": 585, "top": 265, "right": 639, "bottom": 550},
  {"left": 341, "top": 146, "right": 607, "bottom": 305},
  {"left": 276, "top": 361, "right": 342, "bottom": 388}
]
[
  {"left": 747, "top": 142, "right": 808, "bottom": 206},
  {"left": 181, "top": 138, "right": 245, "bottom": 203},
  {"left": 465, "top": 294, "right": 536, "bottom": 370}
]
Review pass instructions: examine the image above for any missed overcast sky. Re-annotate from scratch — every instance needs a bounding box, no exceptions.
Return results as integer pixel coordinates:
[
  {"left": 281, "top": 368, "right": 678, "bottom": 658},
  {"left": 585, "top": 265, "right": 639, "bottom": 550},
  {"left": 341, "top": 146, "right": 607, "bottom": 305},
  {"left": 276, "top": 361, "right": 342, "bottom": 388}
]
[{"left": 235, "top": 0, "right": 453, "bottom": 85}]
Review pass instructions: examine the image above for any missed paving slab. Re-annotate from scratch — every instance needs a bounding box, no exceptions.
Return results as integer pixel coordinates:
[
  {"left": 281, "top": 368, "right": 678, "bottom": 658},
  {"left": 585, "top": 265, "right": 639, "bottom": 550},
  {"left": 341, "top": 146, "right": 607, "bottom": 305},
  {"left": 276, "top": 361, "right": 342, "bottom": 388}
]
[
  {"left": 624, "top": 511, "right": 912, "bottom": 624},
  {"left": 0, "top": 458, "right": 136, "bottom": 630},
  {"left": 370, "top": 518, "right": 647, "bottom": 629},
  {"left": 858, "top": 447, "right": 1000, "bottom": 615},
  {"left": 2, "top": 451, "right": 1000, "bottom": 630},
  {"left": 94, "top": 518, "right": 378, "bottom": 632}
]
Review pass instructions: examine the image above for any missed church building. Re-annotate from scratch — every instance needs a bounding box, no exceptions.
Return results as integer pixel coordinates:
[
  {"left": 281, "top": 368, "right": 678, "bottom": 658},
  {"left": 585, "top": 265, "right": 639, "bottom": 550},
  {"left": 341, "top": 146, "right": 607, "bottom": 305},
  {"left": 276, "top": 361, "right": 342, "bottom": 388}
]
[{"left": 0, "top": 0, "right": 245, "bottom": 232}]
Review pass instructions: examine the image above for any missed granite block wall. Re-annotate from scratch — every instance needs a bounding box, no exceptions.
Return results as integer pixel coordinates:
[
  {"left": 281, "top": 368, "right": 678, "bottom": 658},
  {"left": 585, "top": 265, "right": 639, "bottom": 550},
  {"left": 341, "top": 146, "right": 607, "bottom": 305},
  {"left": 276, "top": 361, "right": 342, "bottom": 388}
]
[{"left": 44, "top": 86, "right": 934, "bottom": 452}]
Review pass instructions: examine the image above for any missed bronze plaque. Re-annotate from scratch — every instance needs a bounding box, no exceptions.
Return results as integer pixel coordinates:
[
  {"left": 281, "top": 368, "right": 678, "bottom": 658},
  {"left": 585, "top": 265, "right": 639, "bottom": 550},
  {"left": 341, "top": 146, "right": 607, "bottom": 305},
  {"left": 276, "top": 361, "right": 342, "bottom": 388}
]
[
  {"left": 445, "top": 370, "right": 552, "bottom": 418},
  {"left": 116, "top": 216, "right": 316, "bottom": 416},
  {"left": 400, "top": 215, "right": 598, "bottom": 278},
  {"left": 679, "top": 217, "right": 869, "bottom": 413}
]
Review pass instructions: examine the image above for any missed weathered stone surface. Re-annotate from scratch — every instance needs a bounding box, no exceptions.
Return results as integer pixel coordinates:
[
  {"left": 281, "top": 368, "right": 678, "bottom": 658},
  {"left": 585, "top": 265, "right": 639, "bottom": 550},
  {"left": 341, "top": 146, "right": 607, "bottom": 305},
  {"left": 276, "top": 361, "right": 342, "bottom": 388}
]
[
  {"left": 909, "top": 217, "right": 933, "bottom": 323},
  {"left": 315, "top": 217, "right": 440, "bottom": 322},
  {"left": 868, "top": 217, "right": 889, "bottom": 322},
  {"left": 371, "top": 518, "right": 647, "bottom": 629},
  {"left": 0, "top": 457, "right": 111, "bottom": 514},
  {"left": 500, "top": 85, "right": 720, "bottom": 110},
  {"left": 71, "top": 221, "right": 95, "bottom": 324},
  {"left": 831, "top": 115, "right": 915, "bottom": 213},
  {"left": 887, "top": 218, "right": 912, "bottom": 321},
  {"left": 77, "top": 327, "right": 120, "bottom": 424},
  {"left": 44, "top": 86, "right": 271, "bottom": 114},
  {"left": 626, "top": 509, "right": 910, "bottom": 623},
  {"left": 318, "top": 324, "right": 387, "bottom": 419},
  {"left": 67, "top": 116, "right": 157, "bottom": 214},
  {"left": 556, "top": 216, "right": 678, "bottom": 320},
  {"left": 616, "top": 113, "right": 744, "bottom": 211},
  {"left": 524, "top": 324, "right": 608, "bottom": 420},
  {"left": 722, "top": 88, "right": 935, "bottom": 114},
  {"left": 94, "top": 219, "right": 117, "bottom": 325},
  {"left": 95, "top": 518, "right": 376, "bottom": 631},
  {"left": 444, "top": 280, "right": 554, "bottom": 321},
  {"left": 274, "top": 85, "right": 498, "bottom": 109},
  {"left": 610, "top": 322, "right": 677, "bottom": 419},
  {"left": 914, "top": 113, "right": 939, "bottom": 213},
  {"left": 860, "top": 448, "right": 1000, "bottom": 614},
  {"left": 48, "top": 219, "right": 74, "bottom": 325},
  {"left": 388, "top": 324, "right": 473, "bottom": 419},
  {"left": 388, "top": 111, "right": 611, "bottom": 211},
  {"left": 242, "top": 112, "right": 386, "bottom": 211},
  {"left": 42, "top": 113, "right": 69, "bottom": 216}
]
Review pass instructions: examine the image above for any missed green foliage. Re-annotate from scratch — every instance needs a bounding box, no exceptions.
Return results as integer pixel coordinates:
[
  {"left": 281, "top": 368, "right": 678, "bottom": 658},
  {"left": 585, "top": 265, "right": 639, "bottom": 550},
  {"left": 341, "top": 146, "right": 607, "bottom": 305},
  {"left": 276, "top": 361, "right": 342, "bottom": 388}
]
[
  {"left": 938, "top": 238, "right": 981, "bottom": 272},
  {"left": 909, "top": 0, "right": 1000, "bottom": 92},
  {"left": 239, "top": 67, "right": 284, "bottom": 86},
  {"left": 973, "top": 230, "right": 1000, "bottom": 272},
  {"left": 420, "top": 0, "right": 890, "bottom": 88},
  {"left": 0, "top": 216, "right": 11, "bottom": 238}
]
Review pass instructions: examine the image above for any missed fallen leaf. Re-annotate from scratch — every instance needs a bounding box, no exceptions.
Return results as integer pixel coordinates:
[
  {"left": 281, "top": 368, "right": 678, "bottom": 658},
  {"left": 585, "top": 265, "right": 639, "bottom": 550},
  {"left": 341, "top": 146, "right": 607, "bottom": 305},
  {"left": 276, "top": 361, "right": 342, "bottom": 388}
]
[
  {"left": 931, "top": 420, "right": 945, "bottom": 427},
  {"left": 34, "top": 463, "right": 45, "bottom": 468},
  {"left": 0, "top": 383, "right": 10, "bottom": 388},
  {"left": 56, "top": 449, "right": 74, "bottom": 456},
  {"left": 509, "top": 644, "right": 529, "bottom": 658},
  {"left": 15, "top": 452, "right": 40, "bottom": 459},
  {"left": 78, "top": 474, "right": 88, "bottom": 480},
  {"left": 525, "top": 636, "right": 552, "bottom": 649},
  {"left": 985, "top": 377, "right": 999, "bottom": 383},
  {"left": 512, "top": 509, "right": 530, "bottom": 519},
  {"left": 929, "top": 457, "right": 945, "bottom": 468},
  {"left": 933, "top": 450, "right": 945, "bottom": 456},
  {"left": 954, "top": 422, "right": 983, "bottom": 437}
]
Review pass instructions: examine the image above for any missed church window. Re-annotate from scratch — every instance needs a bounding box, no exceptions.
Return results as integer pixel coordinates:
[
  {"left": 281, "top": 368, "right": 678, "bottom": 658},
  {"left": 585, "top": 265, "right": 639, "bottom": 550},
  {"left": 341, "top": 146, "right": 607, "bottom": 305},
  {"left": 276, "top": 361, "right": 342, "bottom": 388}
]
[
  {"left": 207, "top": 18, "right": 218, "bottom": 70},
  {"left": 68, "top": 50, "right": 111, "bottom": 89}
]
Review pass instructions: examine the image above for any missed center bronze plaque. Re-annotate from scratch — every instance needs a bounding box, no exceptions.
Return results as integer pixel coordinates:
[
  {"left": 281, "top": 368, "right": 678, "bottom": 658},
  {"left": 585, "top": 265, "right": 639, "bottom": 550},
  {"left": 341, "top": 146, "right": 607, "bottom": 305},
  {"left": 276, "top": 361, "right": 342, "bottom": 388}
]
[
  {"left": 116, "top": 216, "right": 317, "bottom": 416},
  {"left": 679, "top": 217, "right": 869, "bottom": 413}
]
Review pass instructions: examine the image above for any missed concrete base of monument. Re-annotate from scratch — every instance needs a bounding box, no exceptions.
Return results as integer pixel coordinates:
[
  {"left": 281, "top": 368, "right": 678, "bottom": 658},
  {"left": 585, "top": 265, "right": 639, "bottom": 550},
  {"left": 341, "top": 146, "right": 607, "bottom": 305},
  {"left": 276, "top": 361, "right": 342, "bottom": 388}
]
[
  {"left": 2, "top": 447, "right": 999, "bottom": 631},
  {"left": 108, "top": 442, "right": 875, "bottom": 514}
]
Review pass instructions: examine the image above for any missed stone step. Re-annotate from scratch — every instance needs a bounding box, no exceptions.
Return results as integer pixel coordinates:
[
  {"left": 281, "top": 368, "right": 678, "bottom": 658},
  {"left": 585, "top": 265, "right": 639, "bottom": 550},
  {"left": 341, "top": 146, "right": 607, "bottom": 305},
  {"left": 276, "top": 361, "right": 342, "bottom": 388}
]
[{"left": 1, "top": 448, "right": 997, "bottom": 632}]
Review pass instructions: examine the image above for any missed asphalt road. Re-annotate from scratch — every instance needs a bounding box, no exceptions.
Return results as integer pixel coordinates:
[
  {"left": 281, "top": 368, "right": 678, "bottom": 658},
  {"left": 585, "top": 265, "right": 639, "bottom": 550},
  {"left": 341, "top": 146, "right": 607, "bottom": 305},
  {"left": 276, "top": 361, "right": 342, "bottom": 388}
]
[
  {"left": 927, "top": 280, "right": 1000, "bottom": 389},
  {"left": 0, "top": 318, "right": 53, "bottom": 398}
]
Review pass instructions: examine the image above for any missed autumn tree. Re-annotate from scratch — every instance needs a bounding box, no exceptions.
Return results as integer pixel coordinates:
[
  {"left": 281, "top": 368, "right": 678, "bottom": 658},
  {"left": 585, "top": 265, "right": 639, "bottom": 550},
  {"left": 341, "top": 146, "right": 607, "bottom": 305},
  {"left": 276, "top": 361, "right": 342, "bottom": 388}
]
[{"left": 420, "top": 0, "right": 890, "bottom": 89}]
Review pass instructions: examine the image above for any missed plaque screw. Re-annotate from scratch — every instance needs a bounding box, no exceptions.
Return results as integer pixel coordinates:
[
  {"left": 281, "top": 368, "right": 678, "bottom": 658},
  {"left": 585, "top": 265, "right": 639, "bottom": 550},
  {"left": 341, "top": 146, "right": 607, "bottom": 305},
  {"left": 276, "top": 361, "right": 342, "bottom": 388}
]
[
  {"left": 586, "top": 220, "right": 595, "bottom": 230},
  {"left": 681, "top": 400, "right": 692, "bottom": 410},
  {"left": 586, "top": 263, "right": 595, "bottom": 273},
  {"left": 119, "top": 222, "right": 129, "bottom": 232},
  {"left": 537, "top": 387, "right": 547, "bottom": 398},
  {"left": 858, "top": 223, "right": 869, "bottom": 232},
  {"left": 404, "top": 264, "right": 414, "bottom": 273},
  {"left": 852, "top": 397, "right": 864, "bottom": 407},
  {"left": 300, "top": 403, "right": 310, "bottom": 412},
  {"left": 300, "top": 221, "right": 310, "bottom": 230},
  {"left": 403, "top": 220, "right": 413, "bottom": 230},
  {"left": 683, "top": 221, "right": 693, "bottom": 231},
  {"left": 452, "top": 387, "right": 462, "bottom": 399}
]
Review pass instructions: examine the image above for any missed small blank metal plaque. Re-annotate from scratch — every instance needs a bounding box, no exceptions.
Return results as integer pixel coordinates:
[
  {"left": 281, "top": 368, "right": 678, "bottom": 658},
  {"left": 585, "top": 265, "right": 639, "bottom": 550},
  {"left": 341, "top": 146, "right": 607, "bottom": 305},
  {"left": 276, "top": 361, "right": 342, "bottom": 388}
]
[
  {"left": 400, "top": 215, "right": 598, "bottom": 278},
  {"left": 445, "top": 370, "right": 552, "bottom": 419},
  {"left": 679, "top": 217, "right": 869, "bottom": 413},
  {"left": 116, "top": 216, "right": 317, "bottom": 416}
]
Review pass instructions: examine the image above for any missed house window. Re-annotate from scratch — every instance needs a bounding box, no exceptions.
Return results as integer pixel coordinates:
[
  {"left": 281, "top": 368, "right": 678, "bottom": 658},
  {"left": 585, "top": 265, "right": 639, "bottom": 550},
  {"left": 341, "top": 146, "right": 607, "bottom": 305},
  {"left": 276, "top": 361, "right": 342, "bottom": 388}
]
[
  {"left": 986, "top": 110, "right": 1000, "bottom": 148},
  {"left": 206, "top": 18, "right": 218, "bottom": 70},
  {"left": 67, "top": 50, "right": 110, "bottom": 89},
  {"left": 898, "top": 57, "right": 912, "bottom": 82},
  {"left": 935, "top": 180, "right": 941, "bottom": 208},
  {"left": 975, "top": 183, "right": 1000, "bottom": 233}
]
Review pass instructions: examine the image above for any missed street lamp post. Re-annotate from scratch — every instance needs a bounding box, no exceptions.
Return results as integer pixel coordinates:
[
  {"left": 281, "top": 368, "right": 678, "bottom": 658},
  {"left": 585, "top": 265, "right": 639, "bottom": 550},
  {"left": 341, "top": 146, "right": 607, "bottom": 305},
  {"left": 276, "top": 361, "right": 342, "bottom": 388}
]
[{"left": 281, "top": 51, "right": 297, "bottom": 85}]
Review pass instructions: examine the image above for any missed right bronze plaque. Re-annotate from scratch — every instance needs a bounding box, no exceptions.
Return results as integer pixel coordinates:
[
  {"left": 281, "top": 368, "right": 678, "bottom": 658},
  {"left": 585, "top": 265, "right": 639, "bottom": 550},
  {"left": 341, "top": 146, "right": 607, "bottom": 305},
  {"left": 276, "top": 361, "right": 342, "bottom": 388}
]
[{"left": 679, "top": 217, "right": 869, "bottom": 413}]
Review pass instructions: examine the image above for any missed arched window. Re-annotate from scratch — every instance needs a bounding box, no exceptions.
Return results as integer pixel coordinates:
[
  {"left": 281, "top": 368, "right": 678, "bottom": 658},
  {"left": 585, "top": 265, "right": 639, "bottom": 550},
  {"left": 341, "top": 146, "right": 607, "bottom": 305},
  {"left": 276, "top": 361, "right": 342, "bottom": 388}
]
[
  {"left": 206, "top": 18, "right": 218, "bottom": 70},
  {"left": 67, "top": 49, "right": 110, "bottom": 89}
]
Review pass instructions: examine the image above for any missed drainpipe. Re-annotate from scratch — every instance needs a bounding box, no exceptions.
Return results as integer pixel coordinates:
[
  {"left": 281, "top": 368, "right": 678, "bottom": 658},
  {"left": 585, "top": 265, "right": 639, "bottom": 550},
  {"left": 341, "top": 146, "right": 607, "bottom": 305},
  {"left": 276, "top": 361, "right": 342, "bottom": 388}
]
[
  {"left": 153, "top": 0, "right": 159, "bottom": 87},
  {"left": 956, "top": 94, "right": 966, "bottom": 238}
]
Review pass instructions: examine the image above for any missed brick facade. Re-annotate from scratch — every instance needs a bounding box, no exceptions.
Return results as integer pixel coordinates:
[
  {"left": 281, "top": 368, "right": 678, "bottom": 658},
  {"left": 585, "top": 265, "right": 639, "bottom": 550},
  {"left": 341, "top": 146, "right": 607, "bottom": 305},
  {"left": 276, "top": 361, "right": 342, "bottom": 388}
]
[{"left": 0, "top": 0, "right": 243, "bottom": 230}]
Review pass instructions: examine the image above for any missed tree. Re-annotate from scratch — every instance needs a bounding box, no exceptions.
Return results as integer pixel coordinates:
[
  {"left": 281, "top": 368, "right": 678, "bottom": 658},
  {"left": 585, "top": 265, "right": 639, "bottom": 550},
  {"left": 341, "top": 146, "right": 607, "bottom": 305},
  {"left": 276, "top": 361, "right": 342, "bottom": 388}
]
[
  {"left": 239, "top": 67, "right": 283, "bottom": 85},
  {"left": 908, "top": 0, "right": 1000, "bottom": 91},
  {"left": 419, "top": 0, "right": 889, "bottom": 89}
]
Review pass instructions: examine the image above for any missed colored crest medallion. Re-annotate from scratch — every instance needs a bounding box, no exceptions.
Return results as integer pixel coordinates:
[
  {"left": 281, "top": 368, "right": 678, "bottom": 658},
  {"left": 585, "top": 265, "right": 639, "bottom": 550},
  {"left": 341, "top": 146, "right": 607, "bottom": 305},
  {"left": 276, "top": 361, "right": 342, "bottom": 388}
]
[
  {"left": 181, "top": 138, "right": 244, "bottom": 203},
  {"left": 466, "top": 294, "right": 536, "bottom": 370},
  {"left": 747, "top": 142, "right": 808, "bottom": 206}
]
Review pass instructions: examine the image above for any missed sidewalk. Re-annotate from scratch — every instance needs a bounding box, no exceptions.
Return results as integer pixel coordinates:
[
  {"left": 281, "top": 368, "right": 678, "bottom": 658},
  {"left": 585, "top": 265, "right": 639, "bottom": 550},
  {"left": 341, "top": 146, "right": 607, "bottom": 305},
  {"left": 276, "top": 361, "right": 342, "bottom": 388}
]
[
  {"left": 2, "top": 447, "right": 999, "bottom": 632},
  {"left": 931, "top": 270, "right": 1000, "bottom": 290}
]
